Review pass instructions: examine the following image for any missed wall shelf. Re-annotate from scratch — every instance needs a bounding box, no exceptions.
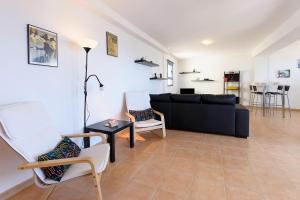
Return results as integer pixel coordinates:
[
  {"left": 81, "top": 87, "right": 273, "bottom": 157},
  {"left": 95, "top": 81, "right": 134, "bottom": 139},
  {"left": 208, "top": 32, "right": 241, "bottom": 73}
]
[
  {"left": 134, "top": 59, "right": 159, "bottom": 67},
  {"left": 179, "top": 71, "right": 200, "bottom": 74},
  {"left": 192, "top": 79, "right": 215, "bottom": 82},
  {"left": 150, "top": 77, "right": 167, "bottom": 80}
]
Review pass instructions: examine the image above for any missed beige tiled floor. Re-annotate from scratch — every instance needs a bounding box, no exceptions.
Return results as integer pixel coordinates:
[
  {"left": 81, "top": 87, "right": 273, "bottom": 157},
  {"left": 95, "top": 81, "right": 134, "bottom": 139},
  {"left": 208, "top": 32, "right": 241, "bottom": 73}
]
[{"left": 9, "top": 110, "right": 300, "bottom": 200}]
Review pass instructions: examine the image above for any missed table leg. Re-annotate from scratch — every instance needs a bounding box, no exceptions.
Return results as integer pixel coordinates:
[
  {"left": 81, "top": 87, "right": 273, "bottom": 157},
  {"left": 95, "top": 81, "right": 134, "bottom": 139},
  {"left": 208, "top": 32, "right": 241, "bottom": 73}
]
[
  {"left": 108, "top": 134, "right": 115, "bottom": 162},
  {"left": 263, "top": 92, "right": 265, "bottom": 116},
  {"left": 83, "top": 128, "right": 90, "bottom": 148},
  {"left": 130, "top": 124, "right": 134, "bottom": 148}
]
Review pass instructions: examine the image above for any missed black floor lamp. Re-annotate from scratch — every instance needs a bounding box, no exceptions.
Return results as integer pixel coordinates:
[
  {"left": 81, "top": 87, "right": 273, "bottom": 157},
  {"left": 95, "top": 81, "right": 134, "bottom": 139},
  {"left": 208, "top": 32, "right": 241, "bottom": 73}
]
[{"left": 79, "top": 39, "right": 104, "bottom": 148}]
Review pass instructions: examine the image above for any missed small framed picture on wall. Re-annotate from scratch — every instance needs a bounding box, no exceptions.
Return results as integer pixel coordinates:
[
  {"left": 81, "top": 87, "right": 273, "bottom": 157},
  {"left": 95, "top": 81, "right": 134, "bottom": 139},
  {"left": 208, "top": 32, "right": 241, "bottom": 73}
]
[
  {"left": 277, "top": 69, "right": 290, "bottom": 78},
  {"left": 27, "top": 24, "right": 58, "bottom": 67},
  {"left": 106, "top": 32, "right": 118, "bottom": 57}
]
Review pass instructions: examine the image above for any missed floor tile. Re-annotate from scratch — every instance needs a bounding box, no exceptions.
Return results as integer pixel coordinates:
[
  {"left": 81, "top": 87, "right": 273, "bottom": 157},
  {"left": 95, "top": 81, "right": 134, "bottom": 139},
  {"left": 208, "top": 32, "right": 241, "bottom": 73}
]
[{"left": 189, "top": 178, "right": 226, "bottom": 200}]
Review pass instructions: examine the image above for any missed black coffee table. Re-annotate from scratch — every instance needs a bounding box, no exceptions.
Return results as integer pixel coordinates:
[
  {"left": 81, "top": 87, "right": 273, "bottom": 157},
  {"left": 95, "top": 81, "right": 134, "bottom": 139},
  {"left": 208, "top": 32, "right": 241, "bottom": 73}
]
[{"left": 85, "top": 120, "right": 134, "bottom": 162}]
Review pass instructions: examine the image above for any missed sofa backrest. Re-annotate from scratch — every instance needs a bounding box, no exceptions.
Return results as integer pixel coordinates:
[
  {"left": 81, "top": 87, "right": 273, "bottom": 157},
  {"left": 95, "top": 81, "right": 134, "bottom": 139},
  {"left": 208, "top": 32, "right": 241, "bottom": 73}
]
[
  {"left": 149, "top": 93, "right": 171, "bottom": 102},
  {"left": 150, "top": 93, "right": 236, "bottom": 105},
  {"left": 201, "top": 94, "right": 236, "bottom": 105},
  {"left": 170, "top": 94, "right": 201, "bottom": 103}
]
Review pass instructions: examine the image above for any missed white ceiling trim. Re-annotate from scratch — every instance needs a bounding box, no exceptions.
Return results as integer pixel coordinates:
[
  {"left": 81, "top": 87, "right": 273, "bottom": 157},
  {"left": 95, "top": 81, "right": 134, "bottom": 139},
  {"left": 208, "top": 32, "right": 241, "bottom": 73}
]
[
  {"left": 80, "top": 0, "right": 170, "bottom": 54},
  {"left": 252, "top": 8, "right": 300, "bottom": 56}
]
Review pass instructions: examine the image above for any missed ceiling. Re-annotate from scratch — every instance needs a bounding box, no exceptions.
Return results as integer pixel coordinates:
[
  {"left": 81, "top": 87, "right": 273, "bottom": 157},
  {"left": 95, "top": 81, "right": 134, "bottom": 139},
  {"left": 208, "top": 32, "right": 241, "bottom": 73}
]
[{"left": 102, "top": 0, "right": 300, "bottom": 58}]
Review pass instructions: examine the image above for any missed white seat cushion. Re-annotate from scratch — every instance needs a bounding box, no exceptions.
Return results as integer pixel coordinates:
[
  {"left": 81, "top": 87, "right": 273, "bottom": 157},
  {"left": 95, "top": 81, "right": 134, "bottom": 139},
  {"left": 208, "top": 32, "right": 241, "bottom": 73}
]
[
  {"left": 135, "top": 119, "right": 162, "bottom": 128},
  {"left": 42, "top": 143, "right": 110, "bottom": 184}
]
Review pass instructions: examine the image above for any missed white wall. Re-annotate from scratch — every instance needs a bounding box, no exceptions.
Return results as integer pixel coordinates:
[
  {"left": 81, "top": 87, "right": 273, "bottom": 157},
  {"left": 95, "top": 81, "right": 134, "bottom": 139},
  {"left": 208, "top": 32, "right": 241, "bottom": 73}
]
[
  {"left": 178, "top": 54, "right": 253, "bottom": 105},
  {"left": 253, "top": 40, "right": 300, "bottom": 109},
  {"left": 0, "top": 0, "right": 177, "bottom": 194}
]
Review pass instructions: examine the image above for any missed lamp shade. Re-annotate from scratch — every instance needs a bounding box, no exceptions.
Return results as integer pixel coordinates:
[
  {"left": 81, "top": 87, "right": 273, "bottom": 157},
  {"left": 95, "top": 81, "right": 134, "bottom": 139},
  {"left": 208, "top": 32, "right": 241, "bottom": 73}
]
[{"left": 79, "top": 38, "right": 98, "bottom": 49}]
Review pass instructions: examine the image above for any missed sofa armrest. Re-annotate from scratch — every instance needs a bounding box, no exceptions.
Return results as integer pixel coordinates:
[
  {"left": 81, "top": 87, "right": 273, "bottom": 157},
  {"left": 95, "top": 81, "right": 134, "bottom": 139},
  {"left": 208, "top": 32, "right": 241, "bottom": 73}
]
[{"left": 235, "top": 104, "right": 249, "bottom": 138}]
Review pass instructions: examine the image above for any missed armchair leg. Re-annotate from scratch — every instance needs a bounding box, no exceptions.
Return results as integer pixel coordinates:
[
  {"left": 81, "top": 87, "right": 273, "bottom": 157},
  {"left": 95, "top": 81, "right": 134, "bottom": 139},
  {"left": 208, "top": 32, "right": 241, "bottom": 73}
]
[
  {"left": 40, "top": 185, "right": 55, "bottom": 200},
  {"left": 162, "top": 125, "right": 166, "bottom": 138},
  {"left": 152, "top": 126, "right": 167, "bottom": 138},
  {"left": 93, "top": 173, "right": 103, "bottom": 200}
]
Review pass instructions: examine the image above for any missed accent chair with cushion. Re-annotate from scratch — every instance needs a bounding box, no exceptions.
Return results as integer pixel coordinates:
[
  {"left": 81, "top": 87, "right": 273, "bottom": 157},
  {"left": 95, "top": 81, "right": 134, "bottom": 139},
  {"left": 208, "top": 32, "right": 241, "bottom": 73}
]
[
  {"left": 125, "top": 92, "right": 166, "bottom": 144},
  {"left": 0, "top": 102, "right": 110, "bottom": 200}
]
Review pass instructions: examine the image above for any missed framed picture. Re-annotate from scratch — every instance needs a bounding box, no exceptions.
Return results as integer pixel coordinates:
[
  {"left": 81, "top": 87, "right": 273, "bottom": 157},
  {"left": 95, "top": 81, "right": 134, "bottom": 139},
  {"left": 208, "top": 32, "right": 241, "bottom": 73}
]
[
  {"left": 297, "top": 59, "right": 300, "bottom": 68},
  {"left": 277, "top": 69, "right": 290, "bottom": 78},
  {"left": 27, "top": 24, "right": 58, "bottom": 67},
  {"left": 106, "top": 32, "right": 118, "bottom": 57}
]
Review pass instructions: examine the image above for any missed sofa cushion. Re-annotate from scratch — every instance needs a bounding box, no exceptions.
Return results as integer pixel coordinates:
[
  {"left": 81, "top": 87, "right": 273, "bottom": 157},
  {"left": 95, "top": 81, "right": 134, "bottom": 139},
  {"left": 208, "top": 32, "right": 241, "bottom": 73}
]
[
  {"left": 38, "top": 137, "right": 81, "bottom": 182},
  {"left": 201, "top": 95, "right": 236, "bottom": 105},
  {"left": 170, "top": 94, "right": 201, "bottom": 103},
  {"left": 149, "top": 93, "right": 171, "bottom": 102},
  {"left": 171, "top": 103, "right": 235, "bottom": 136}
]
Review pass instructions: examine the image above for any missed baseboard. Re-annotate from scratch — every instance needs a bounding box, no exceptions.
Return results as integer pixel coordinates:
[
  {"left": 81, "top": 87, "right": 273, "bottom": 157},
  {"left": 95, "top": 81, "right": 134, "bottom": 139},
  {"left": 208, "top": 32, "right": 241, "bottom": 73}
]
[
  {"left": 291, "top": 108, "right": 300, "bottom": 111},
  {"left": 0, "top": 178, "right": 33, "bottom": 200},
  {"left": 246, "top": 105, "right": 300, "bottom": 112}
]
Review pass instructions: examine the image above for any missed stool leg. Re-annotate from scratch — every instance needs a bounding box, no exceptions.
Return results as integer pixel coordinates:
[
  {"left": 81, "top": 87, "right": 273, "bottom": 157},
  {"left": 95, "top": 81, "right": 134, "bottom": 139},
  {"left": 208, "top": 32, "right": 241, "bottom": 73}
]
[
  {"left": 272, "top": 95, "right": 275, "bottom": 115},
  {"left": 287, "top": 94, "right": 291, "bottom": 118},
  {"left": 260, "top": 95, "right": 265, "bottom": 111},
  {"left": 255, "top": 94, "right": 258, "bottom": 114},
  {"left": 250, "top": 93, "right": 254, "bottom": 111},
  {"left": 249, "top": 93, "right": 251, "bottom": 107},
  {"left": 268, "top": 94, "right": 272, "bottom": 115}
]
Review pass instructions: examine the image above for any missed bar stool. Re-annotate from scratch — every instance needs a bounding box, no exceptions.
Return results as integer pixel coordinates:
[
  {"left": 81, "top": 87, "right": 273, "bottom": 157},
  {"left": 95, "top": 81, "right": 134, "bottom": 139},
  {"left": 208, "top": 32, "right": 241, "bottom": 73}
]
[
  {"left": 279, "top": 86, "right": 291, "bottom": 117},
  {"left": 267, "top": 85, "right": 291, "bottom": 117},
  {"left": 266, "top": 85, "right": 282, "bottom": 115},
  {"left": 249, "top": 85, "right": 255, "bottom": 108},
  {"left": 252, "top": 85, "right": 264, "bottom": 113}
]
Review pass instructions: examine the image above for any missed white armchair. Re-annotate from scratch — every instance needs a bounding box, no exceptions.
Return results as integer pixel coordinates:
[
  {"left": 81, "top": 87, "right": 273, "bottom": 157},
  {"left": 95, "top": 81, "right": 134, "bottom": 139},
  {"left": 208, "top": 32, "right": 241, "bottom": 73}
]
[
  {"left": 0, "top": 102, "right": 109, "bottom": 200},
  {"left": 125, "top": 92, "right": 166, "bottom": 144}
]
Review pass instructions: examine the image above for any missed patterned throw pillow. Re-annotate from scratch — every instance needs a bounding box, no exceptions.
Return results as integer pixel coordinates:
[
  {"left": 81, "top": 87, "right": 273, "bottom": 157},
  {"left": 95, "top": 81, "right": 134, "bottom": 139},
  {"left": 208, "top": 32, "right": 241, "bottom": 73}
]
[
  {"left": 38, "top": 137, "right": 81, "bottom": 182},
  {"left": 129, "top": 108, "right": 155, "bottom": 122}
]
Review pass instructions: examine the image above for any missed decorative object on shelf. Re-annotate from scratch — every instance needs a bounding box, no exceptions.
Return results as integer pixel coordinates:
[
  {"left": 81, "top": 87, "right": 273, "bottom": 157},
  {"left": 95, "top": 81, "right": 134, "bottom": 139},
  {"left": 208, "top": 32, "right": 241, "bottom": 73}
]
[
  {"left": 79, "top": 38, "right": 104, "bottom": 148},
  {"left": 179, "top": 69, "right": 200, "bottom": 74},
  {"left": 224, "top": 71, "right": 240, "bottom": 103},
  {"left": 27, "top": 24, "right": 58, "bottom": 67},
  {"left": 150, "top": 73, "right": 167, "bottom": 80},
  {"left": 277, "top": 69, "right": 290, "bottom": 78},
  {"left": 106, "top": 32, "right": 118, "bottom": 57},
  {"left": 134, "top": 57, "right": 159, "bottom": 67},
  {"left": 226, "top": 86, "right": 239, "bottom": 90}
]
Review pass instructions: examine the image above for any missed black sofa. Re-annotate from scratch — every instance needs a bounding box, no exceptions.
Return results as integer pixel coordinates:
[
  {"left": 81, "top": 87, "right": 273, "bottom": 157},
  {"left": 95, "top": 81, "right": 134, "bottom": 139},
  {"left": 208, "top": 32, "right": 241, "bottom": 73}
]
[{"left": 150, "top": 93, "right": 249, "bottom": 138}]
